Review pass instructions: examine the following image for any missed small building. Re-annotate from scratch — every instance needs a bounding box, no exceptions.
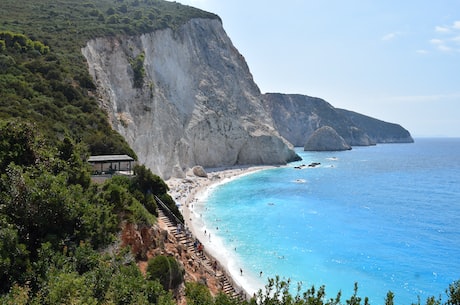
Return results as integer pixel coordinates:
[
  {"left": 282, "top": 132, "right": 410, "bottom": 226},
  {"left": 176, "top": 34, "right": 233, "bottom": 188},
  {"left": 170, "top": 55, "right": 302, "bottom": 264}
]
[{"left": 88, "top": 154, "right": 135, "bottom": 175}]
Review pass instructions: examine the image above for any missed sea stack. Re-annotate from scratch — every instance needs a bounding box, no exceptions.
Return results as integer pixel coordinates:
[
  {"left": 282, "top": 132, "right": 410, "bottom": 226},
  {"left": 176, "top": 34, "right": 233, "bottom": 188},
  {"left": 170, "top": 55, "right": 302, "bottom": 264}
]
[{"left": 304, "top": 126, "right": 352, "bottom": 151}]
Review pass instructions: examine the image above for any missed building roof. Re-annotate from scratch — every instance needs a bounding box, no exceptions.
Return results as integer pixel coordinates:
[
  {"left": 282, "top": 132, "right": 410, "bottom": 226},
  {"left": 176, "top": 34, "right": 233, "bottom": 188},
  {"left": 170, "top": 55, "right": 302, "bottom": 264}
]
[{"left": 88, "top": 155, "right": 134, "bottom": 163}]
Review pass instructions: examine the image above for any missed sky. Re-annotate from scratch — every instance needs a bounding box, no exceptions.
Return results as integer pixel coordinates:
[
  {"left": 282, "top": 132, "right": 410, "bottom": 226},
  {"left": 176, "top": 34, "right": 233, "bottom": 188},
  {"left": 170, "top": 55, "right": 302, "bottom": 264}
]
[{"left": 173, "top": 0, "right": 460, "bottom": 137}]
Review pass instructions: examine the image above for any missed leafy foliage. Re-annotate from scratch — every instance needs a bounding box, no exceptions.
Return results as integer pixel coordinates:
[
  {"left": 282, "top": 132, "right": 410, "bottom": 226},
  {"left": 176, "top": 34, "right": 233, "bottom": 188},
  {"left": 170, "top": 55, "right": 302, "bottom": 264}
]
[
  {"left": 147, "top": 255, "right": 184, "bottom": 291},
  {"left": 0, "top": 120, "right": 172, "bottom": 302},
  {"left": 185, "top": 282, "right": 214, "bottom": 305},
  {"left": 447, "top": 280, "right": 460, "bottom": 305},
  {"left": 132, "top": 164, "right": 184, "bottom": 222},
  {"left": 131, "top": 52, "right": 146, "bottom": 88},
  {"left": 1, "top": 0, "right": 219, "bottom": 156}
]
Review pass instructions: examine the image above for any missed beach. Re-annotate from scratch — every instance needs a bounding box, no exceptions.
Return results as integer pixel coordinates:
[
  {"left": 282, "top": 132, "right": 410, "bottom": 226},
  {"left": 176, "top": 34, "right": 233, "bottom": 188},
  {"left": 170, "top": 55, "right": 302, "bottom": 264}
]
[{"left": 166, "top": 165, "right": 275, "bottom": 296}]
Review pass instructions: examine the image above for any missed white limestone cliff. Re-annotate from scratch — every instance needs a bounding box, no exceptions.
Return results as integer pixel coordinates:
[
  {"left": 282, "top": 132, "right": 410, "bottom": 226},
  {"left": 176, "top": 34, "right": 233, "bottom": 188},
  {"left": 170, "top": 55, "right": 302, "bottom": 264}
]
[{"left": 82, "top": 18, "right": 298, "bottom": 179}]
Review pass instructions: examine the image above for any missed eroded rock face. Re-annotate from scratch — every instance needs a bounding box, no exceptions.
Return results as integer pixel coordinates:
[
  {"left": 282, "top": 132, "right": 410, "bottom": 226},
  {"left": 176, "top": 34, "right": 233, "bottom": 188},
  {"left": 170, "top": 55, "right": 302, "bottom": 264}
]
[
  {"left": 304, "top": 126, "right": 352, "bottom": 151},
  {"left": 82, "top": 18, "right": 298, "bottom": 179}
]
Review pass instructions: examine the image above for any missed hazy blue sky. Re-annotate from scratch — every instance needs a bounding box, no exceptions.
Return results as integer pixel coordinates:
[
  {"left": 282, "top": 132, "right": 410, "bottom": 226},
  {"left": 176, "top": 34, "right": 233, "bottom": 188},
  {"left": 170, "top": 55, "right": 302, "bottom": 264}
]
[{"left": 174, "top": 0, "right": 459, "bottom": 137}]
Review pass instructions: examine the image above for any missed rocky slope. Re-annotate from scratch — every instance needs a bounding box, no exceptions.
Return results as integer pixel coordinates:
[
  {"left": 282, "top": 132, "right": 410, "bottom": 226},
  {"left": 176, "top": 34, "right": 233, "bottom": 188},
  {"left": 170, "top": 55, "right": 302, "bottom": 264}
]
[
  {"left": 82, "top": 18, "right": 299, "bottom": 179},
  {"left": 262, "top": 93, "right": 413, "bottom": 147}
]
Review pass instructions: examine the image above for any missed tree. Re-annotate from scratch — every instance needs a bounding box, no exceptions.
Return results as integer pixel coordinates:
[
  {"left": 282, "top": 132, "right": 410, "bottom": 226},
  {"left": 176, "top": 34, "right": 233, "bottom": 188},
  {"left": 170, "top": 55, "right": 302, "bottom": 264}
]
[
  {"left": 447, "top": 280, "right": 460, "bottom": 305},
  {"left": 0, "top": 217, "right": 30, "bottom": 293},
  {"left": 185, "top": 282, "right": 213, "bottom": 305},
  {"left": 45, "top": 271, "right": 98, "bottom": 305},
  {"left": 385, "top": 291, "right": 394, "bottom": 305},
  {"left": 0, "top": 120, "right": 48, "bottom": 169},
  {"left": 147, "top": 255, "right": 184, "bottom": 291},
  {"left": 132, "top": 164, "right": 168, "bottom": 195},
  {"left": 346, "top": 287, "right": 360, "bottom": 305}
]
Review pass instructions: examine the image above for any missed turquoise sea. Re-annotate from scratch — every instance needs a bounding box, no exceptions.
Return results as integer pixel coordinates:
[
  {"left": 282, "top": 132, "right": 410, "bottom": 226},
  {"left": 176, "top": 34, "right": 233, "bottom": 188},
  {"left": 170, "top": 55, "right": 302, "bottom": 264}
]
[{"left": 196, "top": 138, "right": 460, "bottom": 305}]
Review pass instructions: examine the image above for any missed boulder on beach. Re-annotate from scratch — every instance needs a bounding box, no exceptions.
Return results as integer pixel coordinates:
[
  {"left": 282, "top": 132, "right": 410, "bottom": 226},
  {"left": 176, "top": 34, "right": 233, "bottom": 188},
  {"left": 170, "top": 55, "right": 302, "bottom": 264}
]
[
  {"left": 304, "top": 126, "right": 352, "bottom": 151},
  {"left": 192, "top": 166, "right": 208, "bottom": 178}
]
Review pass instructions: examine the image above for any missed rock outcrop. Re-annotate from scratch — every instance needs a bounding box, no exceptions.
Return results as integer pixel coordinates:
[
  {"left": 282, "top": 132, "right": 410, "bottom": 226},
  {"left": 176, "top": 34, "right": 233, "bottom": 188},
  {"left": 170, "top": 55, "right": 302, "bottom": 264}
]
[
  {"left": 82, "top": 18, "right": 299, "bottom": 179},
  {"left": 337, "top": 109, "right": 414, "bottom": 143},
  {"left": 262, "top": 93, "right": 413, "bottom": 147},
  {"left": 304, "top": 126, "right": 352, "bottom": 151},
  {"left": 192, "top": 166, "right": 207, "bottom": 178}
]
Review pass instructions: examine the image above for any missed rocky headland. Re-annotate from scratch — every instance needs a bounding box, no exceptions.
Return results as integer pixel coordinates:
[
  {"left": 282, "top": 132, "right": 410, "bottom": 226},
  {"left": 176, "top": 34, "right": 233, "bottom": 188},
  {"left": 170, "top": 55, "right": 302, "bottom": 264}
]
[
  {"left": 262, "top": 93, "right": 414, "bottom": 148},
  {"left": 83, "top": 16, "right": 413, "bottom": 180}
]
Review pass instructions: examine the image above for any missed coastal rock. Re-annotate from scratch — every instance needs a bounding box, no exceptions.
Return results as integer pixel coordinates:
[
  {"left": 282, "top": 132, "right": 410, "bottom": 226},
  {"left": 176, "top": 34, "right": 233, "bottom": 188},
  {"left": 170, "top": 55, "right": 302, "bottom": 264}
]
[
  {"left": 192, "top": 166, "right": 208, "bottom": 178},
  {"left": 172, "top": 165, "right": 186, "bottom": 179},
  {"left": 262, "top": 93, "right": 413, "bottom": 146},
  {"left": 336, "top": 109, "right": 414, "bottom": 143},
  {"left": 262, "top": 93, "right": 373, "bottom": 147},
  {"left": 82, "top": 18, "right": 299, "bottom": 179},
  {"left": 304, "top": 126, "right": 352, "bottom": 151}
]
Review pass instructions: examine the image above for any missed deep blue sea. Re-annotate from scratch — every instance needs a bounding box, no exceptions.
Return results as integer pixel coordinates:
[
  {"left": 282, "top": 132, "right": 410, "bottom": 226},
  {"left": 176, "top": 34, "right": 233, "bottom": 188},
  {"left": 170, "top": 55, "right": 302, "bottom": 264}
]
[{"left": 196, "top": 138, "right": 460, "bottom": 305}]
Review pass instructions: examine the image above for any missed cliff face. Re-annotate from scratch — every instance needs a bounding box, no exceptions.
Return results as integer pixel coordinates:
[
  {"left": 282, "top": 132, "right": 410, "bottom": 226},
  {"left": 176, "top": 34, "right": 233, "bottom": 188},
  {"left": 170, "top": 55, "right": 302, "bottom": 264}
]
[
  {"left": 262, "top": 93, "right": 374, "bottom": 147},
  {"left": 262, "top": 93, "right": 414, "bottom": 147},
  {"left": 82, "top": 18, "right": 299, "bottom": 179},
  {"left": 336, "top": 109, "right": 414, "bottom": 143}
]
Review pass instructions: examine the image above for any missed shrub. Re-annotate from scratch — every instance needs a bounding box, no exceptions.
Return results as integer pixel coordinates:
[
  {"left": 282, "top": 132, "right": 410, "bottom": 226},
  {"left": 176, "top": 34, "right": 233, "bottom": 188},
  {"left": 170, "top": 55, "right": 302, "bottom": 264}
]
[
  {"left": 146, "top": 255, "right": 184, "bottom": 291},
  {"left": 185, "top": 282, "right": 213, "bottom": 305}
]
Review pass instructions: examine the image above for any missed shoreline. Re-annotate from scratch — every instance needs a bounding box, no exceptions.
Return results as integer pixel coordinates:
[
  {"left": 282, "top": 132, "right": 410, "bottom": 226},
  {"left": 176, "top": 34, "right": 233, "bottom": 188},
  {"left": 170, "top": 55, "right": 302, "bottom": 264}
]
[{"left": 166, "top": 165, "right": 277, "bottom": 296}]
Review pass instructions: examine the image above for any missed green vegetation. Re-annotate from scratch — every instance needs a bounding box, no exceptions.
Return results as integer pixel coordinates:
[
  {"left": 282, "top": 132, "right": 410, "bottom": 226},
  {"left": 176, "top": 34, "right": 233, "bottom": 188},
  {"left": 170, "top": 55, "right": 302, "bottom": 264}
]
[
  {"left": 184, "top": 277, "right": 460, "bottom": 305},
  {"left": 0, "top": 0, "right": 458, "bottom": 304},
  {"left": 132, "top": 164, "right": 184, "bottom": 223},
  {"left": 0, "top": 120, "right": 177, "bottom": 303},
  {"left": 0, "top": 29, "right": 135, "bottom": 157},
  {"left": 0, "top": 0, "right": 218, "bottom": 157},
  {"left": 131, "top": 52, "right": 146, "bottom": 88},
  {"left": 147, "top": 255, "right": 184, "bottom": 291}
]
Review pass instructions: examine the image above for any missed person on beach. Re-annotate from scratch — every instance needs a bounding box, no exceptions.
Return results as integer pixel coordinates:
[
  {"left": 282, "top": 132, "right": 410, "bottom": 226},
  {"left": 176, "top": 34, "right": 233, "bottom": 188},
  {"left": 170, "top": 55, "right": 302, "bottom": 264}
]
[
  {"left": 240, "top": 268, "right": 243, "bottom": 276},
  {"left": 212, "top": 260, "right": 217, "bottom": 274}
]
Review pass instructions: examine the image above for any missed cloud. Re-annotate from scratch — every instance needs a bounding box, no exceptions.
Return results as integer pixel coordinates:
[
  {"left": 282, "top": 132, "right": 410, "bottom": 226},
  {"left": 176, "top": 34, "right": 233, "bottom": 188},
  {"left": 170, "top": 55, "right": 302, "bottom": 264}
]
[
  {"left": 430, "top": 38, "right": 443, "bottom": 45},
  {"left": 434, "top": 21, "right": 460, "bottom": 33},
  {"left": 453, "top": 20, "right": 460, "bottom": 30},
  {"left": 429, "top": 39, "right": 452, "bottom": 52},
  {"left": 382, "top": 32, "right": 398, "bottom": 41},
  {"left": 429, "top": 21, "right": 460, "bottom": 53},
  {"left": 416, "top": 49, "right": 428, "bottom": 54},
  {"left": 435, "top": 26, "right": 450, "bottom": 33},
  {"left": 382, "top": 32, "right": 405, "bottom": 42},
  {"left": 437, "top": 45, "right": 452, "bottom": 52}
]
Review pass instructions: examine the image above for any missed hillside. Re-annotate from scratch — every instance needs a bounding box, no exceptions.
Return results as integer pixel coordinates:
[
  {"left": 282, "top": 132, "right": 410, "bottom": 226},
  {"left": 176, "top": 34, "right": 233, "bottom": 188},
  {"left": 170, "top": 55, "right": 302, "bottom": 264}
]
[{"left": 0, "top": 0, "right": 218, "bottom": 156}]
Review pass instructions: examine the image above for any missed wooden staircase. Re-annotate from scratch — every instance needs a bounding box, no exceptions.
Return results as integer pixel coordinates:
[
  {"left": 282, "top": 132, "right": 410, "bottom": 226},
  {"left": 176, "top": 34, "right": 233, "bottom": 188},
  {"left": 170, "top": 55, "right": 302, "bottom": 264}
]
[{"left": 157, "top": 209, "right": 246, "bottom": 301}]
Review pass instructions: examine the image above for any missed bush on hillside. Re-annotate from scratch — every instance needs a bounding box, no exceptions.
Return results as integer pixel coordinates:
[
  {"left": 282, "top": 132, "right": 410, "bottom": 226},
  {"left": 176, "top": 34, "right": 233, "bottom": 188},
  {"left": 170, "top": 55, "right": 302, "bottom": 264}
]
[{"left": 147, "top": 255, "right": 184, "bottom": 291}]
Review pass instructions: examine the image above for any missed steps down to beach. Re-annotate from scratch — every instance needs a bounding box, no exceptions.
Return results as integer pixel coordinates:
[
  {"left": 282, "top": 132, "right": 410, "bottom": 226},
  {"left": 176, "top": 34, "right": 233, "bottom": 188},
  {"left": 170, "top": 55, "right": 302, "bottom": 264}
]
[{"left": 157, "top": 209, "right": 246, "bottom": 301}]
